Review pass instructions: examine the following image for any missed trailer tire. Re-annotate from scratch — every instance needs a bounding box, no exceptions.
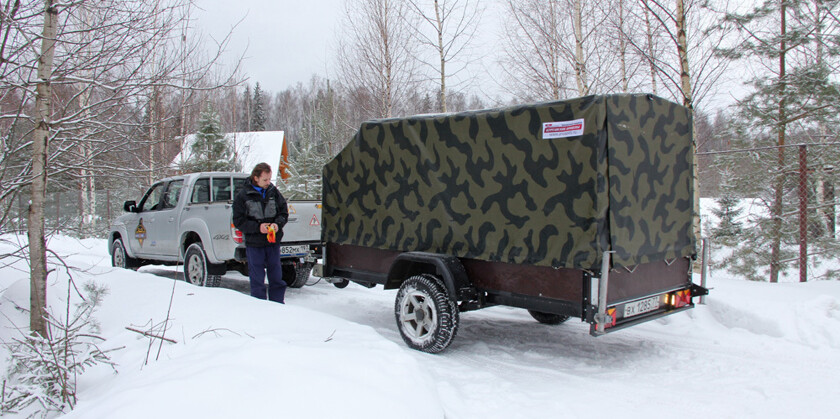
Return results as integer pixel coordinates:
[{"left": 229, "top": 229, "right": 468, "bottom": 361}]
[
  {"left": 395, "top": 274, "right": 459, "bottom": 353},
  {"left": 333, "top": 279, "right": 349, "bottom": 289},
  {"left": 184, "top": 243, "right": 221, "bottom": 287},
  {"left": 527, "top": 310, "right": 570, "bottom": 325}
]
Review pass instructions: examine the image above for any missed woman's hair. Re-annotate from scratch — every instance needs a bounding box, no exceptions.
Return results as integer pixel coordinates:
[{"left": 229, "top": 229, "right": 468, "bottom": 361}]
[{"left": 250, "top": 162, "right": 272, "bottom": 181}]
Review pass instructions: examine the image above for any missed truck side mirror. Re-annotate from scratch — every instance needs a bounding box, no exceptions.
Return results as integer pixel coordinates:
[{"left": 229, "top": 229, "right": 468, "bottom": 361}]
[{"left": 123, "top": 200, "right": 138, "bottom": 213}]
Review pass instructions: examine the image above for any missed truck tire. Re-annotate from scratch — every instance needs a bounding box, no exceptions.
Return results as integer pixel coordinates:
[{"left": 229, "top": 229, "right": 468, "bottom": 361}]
[
  {"left": 184, "top": 243, "right": 221, "bottom": 287},
  {"left": 394, "top": 274, "right": 459, "bottom": 353},
  {"left": 527, "top": 310, "right": 570, "bottom": 325},
  {"left": 111, "top": 238, "right": 139, "bottom": 270},
  {"left": 281, "top": 262, "right": 309, "bottom": 289}
]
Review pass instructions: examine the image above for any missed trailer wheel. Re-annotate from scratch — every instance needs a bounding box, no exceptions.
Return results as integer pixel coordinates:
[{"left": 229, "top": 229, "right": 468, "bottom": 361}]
[
  {"left": 111, "top": 238, "right": 139, "bottom": 270},
  {"left": 333, "top": 279, "right": 349, "bottom": 289},
  {"left": 527, "top": 310, "right": 570, "bottom": 325},
  {"left": 184, "top": 243, "right": 221, "bottom": 287},
  {"left": 395, "top": 274, "right": 459, "bottom": 353}
]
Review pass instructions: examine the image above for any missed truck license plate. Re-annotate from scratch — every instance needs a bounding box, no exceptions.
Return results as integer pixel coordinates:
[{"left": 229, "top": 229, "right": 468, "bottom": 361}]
[
  {"left": 280, "top": 245, "right": 309, "bottom": 256},
  {"left": 623, "top": 296, "right": 661, "bottom": 318}
]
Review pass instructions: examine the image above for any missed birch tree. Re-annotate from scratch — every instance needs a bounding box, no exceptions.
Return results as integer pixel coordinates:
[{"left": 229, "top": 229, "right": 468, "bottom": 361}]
[
  {"left": 28, "top": 0, "right": 58, "bottom": 338},
  {"left": 1, "top": 0, "right": 237, "bottom": 335},
  {"left": 335, "top": 0, "right": 419, "bottom": 119},
  {"left": 406, "top": 0, "right": 483, "bottom": 112},
  {"left": 500, "top": 0, "right": 618, "bottom": 100}
]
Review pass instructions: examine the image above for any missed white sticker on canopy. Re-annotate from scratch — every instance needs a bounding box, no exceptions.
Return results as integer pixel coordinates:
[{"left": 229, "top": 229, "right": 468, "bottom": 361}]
[{"left": 542, "top": 119, "right": 585, "bottom": 139}]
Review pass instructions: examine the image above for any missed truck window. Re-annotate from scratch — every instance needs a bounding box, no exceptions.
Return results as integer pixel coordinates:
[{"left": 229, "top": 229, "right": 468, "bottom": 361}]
[
  {"left": 139, "top": 182, "right": 165, "bottom": 212},
  {"left": 191, "top": 178, "right": 211, "bottom": 203},
  {"left": 212, "top": 177, "right": 232, "bottom": 202},
  {"left": 161, "top": 180, "right": 184, "bottom": 209},
  {"left": 233, "top": 177, "right": 248, "bottom": 197}
]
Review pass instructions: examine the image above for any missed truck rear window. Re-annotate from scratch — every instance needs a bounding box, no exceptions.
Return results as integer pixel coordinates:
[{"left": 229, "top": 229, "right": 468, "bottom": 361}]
[
  {"left": 212, "top": 177, "right": 232, "bottom": 201},
  {"left": 191, "top": 178, "right": 211, "bottom": 203}
]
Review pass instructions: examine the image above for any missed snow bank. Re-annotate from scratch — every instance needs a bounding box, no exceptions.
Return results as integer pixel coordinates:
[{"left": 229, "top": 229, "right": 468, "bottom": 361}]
[{"left": 0, "top": 235, "right": 443, "bottom": 419}]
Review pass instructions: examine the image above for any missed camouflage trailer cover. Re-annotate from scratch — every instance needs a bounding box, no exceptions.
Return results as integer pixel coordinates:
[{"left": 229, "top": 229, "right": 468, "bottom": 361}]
[{"left": 322, "top": 94, "right": 695, "bottom": 272}]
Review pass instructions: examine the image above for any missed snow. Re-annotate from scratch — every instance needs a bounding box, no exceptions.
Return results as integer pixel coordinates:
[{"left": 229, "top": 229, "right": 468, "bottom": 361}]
[{"left": 2, "top": 233, "right": 839, "bottom": 418}]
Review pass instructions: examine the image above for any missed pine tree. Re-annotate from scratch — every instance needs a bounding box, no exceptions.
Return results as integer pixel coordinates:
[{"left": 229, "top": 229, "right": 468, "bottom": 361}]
[
  {"left": 184, "top": 104, "right": 234, "bottom": 172},
  {"left": 715, "top": 0, "right": 840, "bottom": 281},
  {"left": 251, "top": 82, "right": 267, "bottom": 131}
]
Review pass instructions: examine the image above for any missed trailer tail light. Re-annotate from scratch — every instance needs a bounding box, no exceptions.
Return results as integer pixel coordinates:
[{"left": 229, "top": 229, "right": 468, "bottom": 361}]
[
  {"left": 605, "top": 307, "right": 617, "bottom": 328},
  {"left": 668, "top": 290, "right": 692, "bottom": 308},
  {"left": 231, "top": 223, "right": 243, "bottom": 244}
]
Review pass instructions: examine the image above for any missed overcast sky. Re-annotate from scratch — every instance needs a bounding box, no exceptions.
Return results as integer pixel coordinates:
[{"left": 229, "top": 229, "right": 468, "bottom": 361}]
[{"left": 194, "top": 0, "right": 346, "bottom": 94}]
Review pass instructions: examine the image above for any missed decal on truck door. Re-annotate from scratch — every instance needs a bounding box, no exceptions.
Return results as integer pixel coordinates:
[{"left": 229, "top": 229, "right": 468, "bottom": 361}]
[{"left": 135, "top": 218, "right": 147, "bottom": 247}]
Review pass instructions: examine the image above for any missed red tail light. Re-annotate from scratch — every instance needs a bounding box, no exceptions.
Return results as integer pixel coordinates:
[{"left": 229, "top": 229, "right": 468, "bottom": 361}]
[
  {"left": 668, "top": 290, "right": 692, "bottom": 308},
  {"left": 231, "top": 223, "right": 243, "bottom": 244},
  {"left": 605, "top": 307, "right": 617, "bottom": 328}
]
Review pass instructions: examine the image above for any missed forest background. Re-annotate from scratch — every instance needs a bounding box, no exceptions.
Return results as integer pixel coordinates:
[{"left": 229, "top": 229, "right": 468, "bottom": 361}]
[{"left": 3, "top": 0, "right": 840, "bottom": 285}]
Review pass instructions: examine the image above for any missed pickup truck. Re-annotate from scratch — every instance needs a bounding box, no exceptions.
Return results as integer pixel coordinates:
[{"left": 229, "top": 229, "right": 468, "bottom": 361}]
[
  {"left": 319, "top": 94, "right": 708, "bottom": 353},
  {"left": 108, "top": 172, "right": 322, "bottom": 287}
]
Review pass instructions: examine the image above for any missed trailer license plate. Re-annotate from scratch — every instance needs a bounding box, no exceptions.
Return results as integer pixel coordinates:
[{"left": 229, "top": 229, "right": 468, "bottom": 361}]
[
  {"left": 623, "top": 296, "right": 661, "bottom": 318},
  {"left": 280, "top": 245, "right": 309, "bottom": 256}
]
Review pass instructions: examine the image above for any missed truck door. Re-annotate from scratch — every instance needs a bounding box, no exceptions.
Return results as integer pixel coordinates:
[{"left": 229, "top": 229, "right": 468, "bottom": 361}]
[
  {"left": 152, "top": 179, "right": 184, "bottom": 255},
  {"left": 138, "top": 179, "right": 184, "bottom": 257},
  {"left": 207, "top": 175, "right": 238, "bottom": 261},
  {"left": 129, "top": 182, "right": 165, "bottom": 257}
]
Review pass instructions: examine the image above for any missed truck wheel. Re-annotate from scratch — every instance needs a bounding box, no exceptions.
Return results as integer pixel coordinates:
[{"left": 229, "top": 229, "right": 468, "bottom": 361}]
[
  {"left": 111, "top": 238, "right": 138, "bottom": 270},
  {"left": 184, "top": 243, "right": 221, "bottom": 287},
  {"left": 394, "top": 274, "right": 459, "bottom": 353},
  {"left": 293, "top": 263, "right": 313, "bottom": 288},
  {"left": 281, "top": 262, "right": 309, "bottom": 288},
  {"left": 527, "top": 310, "right": 570, "bottom": 325}
]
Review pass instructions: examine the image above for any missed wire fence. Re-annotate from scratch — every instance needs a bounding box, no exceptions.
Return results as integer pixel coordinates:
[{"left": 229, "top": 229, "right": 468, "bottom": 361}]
[
  {"left": 698, "top": 142, "right": 840, "bottom": 282},
  {"left": 4, "top": 186, "right": 146, "bottom": 239}
]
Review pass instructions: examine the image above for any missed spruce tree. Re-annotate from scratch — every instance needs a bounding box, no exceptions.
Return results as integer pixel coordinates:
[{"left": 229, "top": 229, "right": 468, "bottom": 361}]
[
  {"left": 238, "top": 85, "right": 251, "bottom": 132},
  {"left": 711, "top": 169, "right": 743, "bottom": 242},
  {"left": 251, "top": 82, "right": 267, "bottom": 131},
  {"left": 184, "top": 103, "right": 234, "bottom": 172}
]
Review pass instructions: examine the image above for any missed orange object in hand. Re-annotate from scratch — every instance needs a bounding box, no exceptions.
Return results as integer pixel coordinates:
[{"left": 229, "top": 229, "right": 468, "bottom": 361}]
[{"left": 267, "top": 225, "right": 276, "bottom": 243}]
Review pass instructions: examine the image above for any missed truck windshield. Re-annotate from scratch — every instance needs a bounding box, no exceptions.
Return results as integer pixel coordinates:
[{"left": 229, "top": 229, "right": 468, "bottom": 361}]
[{"left": 138, "top": 183, "right": 165, "bottom": 212}]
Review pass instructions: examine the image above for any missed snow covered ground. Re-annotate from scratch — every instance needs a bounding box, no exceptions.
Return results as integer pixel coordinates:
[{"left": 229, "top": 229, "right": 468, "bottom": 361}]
[{"left": 1, "top": 233, "right": 839, "bottom": 418}]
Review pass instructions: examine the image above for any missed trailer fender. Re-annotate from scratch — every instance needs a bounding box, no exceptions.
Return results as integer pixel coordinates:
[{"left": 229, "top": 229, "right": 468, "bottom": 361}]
[{"left": 386, "top": 252, "right": 474, "bottom": 301}]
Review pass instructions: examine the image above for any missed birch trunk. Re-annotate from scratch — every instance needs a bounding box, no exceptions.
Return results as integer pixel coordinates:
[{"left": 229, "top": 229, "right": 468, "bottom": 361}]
[
  {"left": 643, "top": 0, "right": 658, "bottom": 94},
  {"left": 573, "top": 0, "right": 588, "bottom": 95},
  {"left": 29, "top": 0, "right": 58, "bottom": 338},
  {"left": 434, "top": 0, "right": 447, "bottom": 112},
  {"left": 618, "top": 0, "right": 628, "bottom": 92},
  {"left": 675, "top": 0, "right": 701, "bottom": 268}
]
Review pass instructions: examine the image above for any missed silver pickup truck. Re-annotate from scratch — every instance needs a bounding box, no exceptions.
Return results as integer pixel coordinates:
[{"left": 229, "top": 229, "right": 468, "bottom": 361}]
[{"left": 107, "top": 172, "right": 322, "bottom": 287}]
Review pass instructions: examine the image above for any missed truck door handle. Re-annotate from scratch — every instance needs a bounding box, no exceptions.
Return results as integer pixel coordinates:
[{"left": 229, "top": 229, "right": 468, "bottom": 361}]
[{"left": 168, "top": 217, "right": 175, "bottom": 223}]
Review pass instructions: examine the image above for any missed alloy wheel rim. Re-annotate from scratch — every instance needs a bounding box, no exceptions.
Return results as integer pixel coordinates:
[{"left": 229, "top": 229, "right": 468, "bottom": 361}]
[
  {"left": 113, "top": 245, "right": 125, "bottom": 267},
  {"left": 399, "top": 290, "right": 437, "bottom": 340},
  {"left": 187, "top": 254, "right": 204, "bottom": 285}
]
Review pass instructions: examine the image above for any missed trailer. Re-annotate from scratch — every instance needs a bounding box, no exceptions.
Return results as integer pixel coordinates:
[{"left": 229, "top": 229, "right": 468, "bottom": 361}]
[{"left": 318, "top": 94, "right": 707, "bottom": 353}]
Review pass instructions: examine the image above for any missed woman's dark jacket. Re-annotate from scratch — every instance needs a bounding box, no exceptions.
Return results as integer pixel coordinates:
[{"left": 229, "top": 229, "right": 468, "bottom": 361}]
[{"left": 232, "top": 180, "right": 289, "bottom": 247}]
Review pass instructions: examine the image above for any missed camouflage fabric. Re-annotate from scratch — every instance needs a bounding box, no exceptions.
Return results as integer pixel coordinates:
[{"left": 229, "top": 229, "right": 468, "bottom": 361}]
[{"left": 322, "top": 94, "right": 695, "bottom": 272}]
